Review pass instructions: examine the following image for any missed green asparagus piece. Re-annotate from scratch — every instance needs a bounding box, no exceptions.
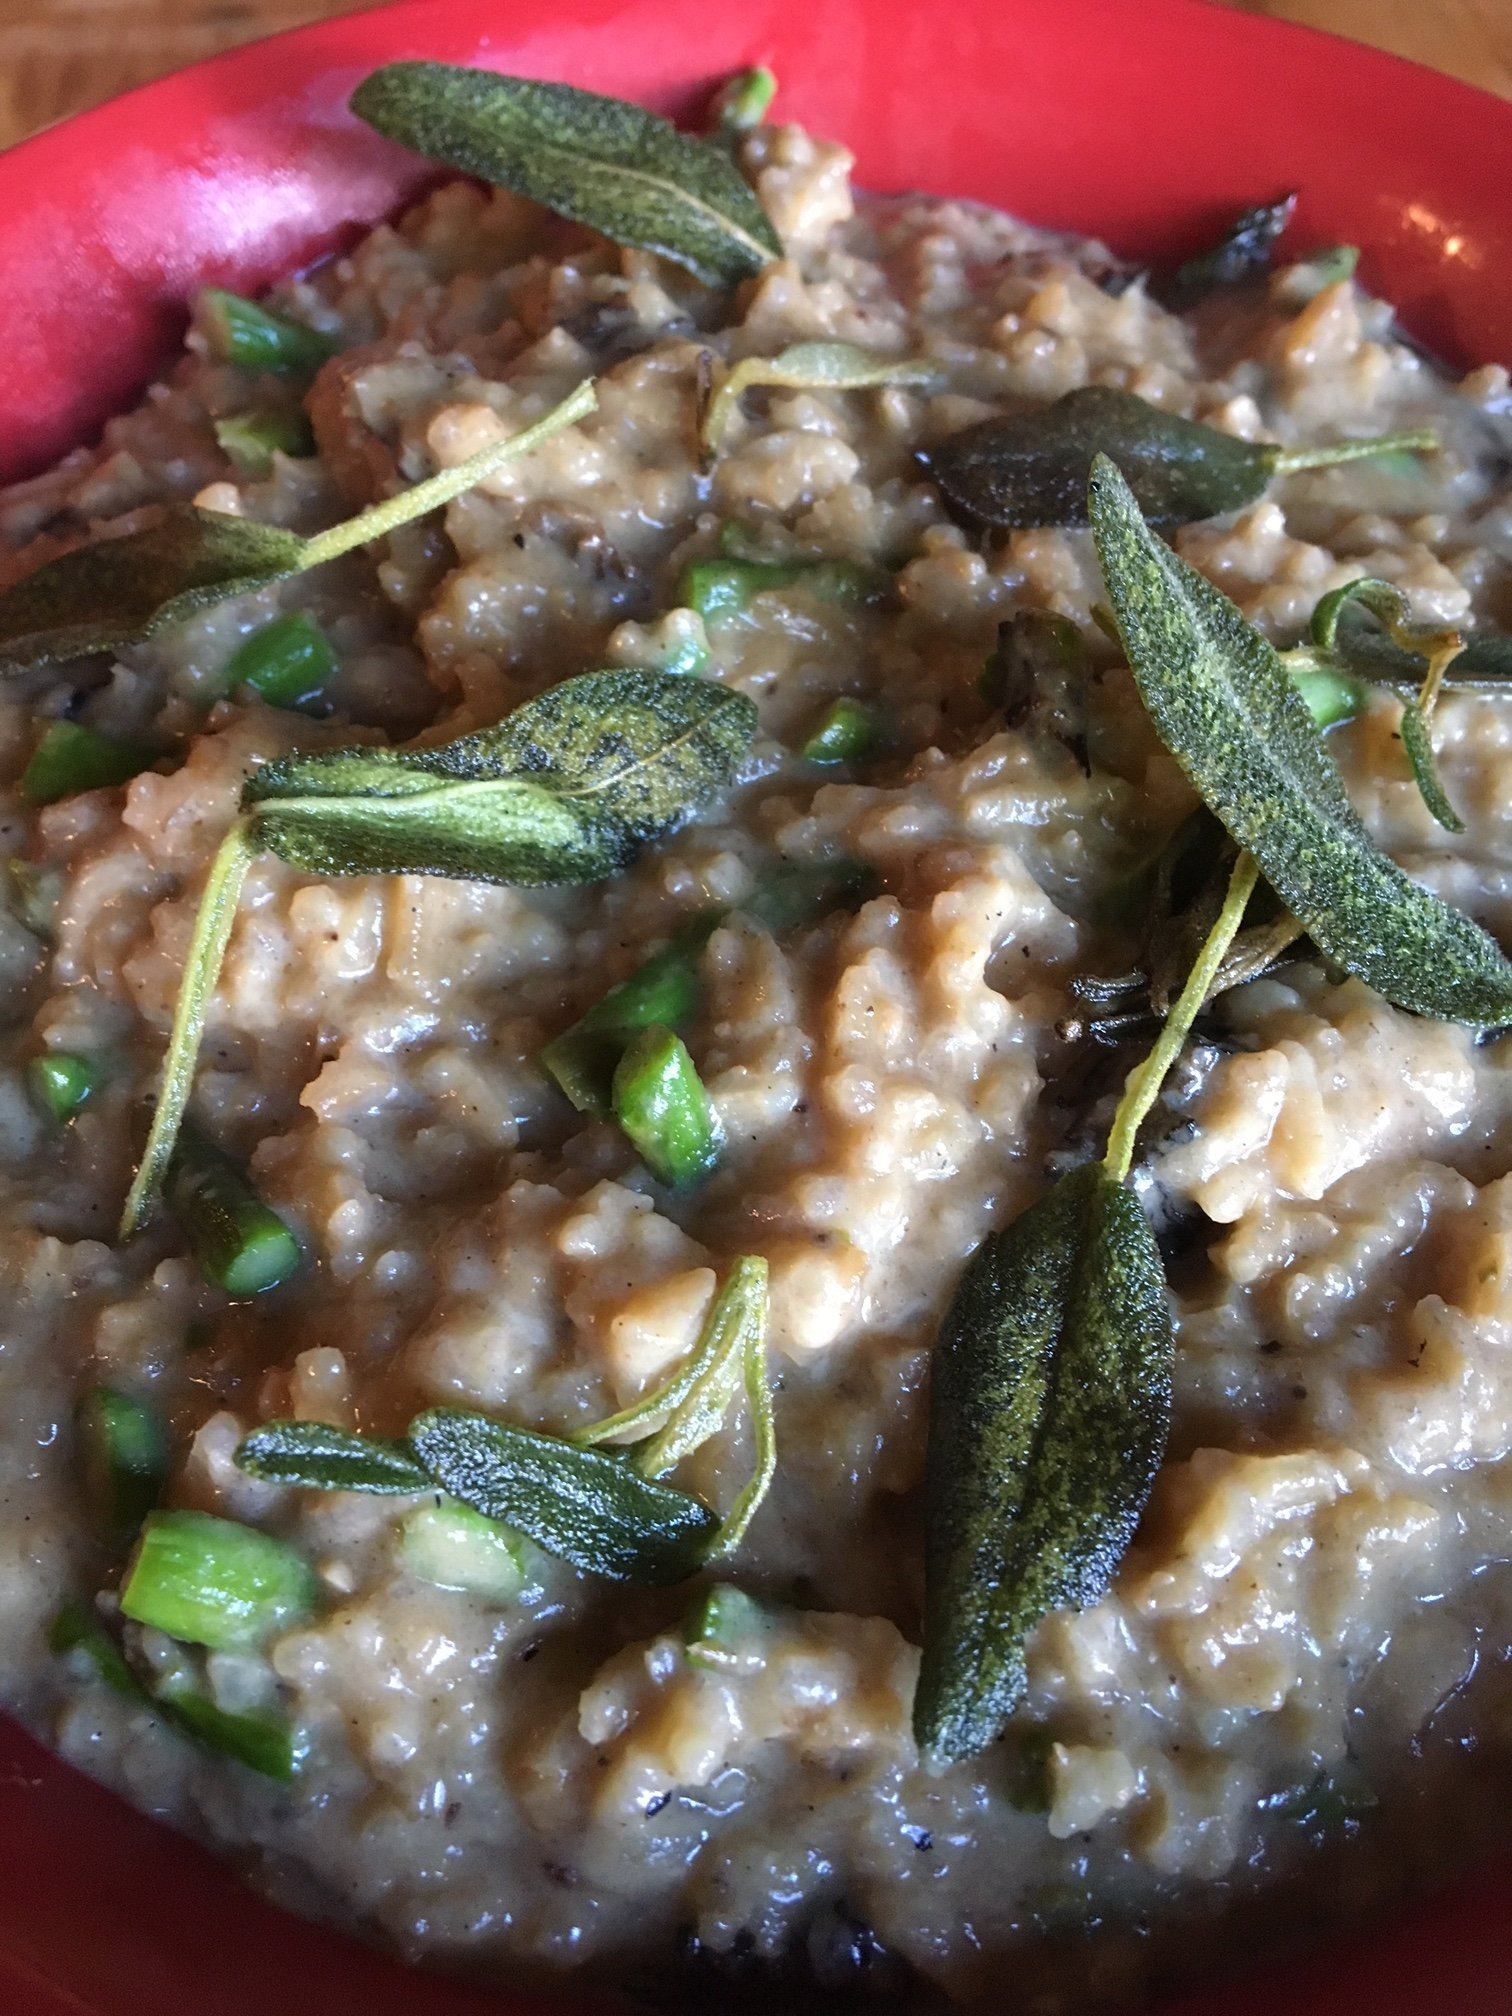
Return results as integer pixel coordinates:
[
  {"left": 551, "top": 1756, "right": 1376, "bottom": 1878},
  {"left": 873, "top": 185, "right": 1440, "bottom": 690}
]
[
  {"left": 214, "top": 410, "right": 316, "bottom": 475},
  {"left": 542, "top": 915, "right": 720, "bottom": 1116},
  {"left": 399, "top": 1498, "right": 526, "bottom": 1600},
  {"left": 152, "top": 1669, "right": 305, "bottom": 1779},
  {"left": 711, "top": 66, "right": 777, "bottom": 135},
  {"left": 120, "top": 1508, "right": 319, "bottom": 1650},
  {"left": 541, "top": 856, "right": 871, "bottom": 1116},
  {"left": 1288, "top": 660, "right": 1366, "bottom": 730},
  {"left": 77, "top": 1386, "right": 168, "bottom": 1539},
  {"left": 683, "top": 1582, "right": 768, "bottom": 1667},
  {"left": 612, "top": 1025, "right": 722, "bottom": 1187},
  {"left": 49, "top": 1599, "right": 142, "bottom": 1699},
  {"left": 678, "top": 555, "right": 886, "bottom": 623},
  {"left": 199, "top": 289, "right": 336, "bottom": 377},
  {"left": 165, "top": 1129, "right": 301, "bottom": 1299},
  {"left": 222, "top": 612, "right": 336, "bottom": 711},
  {"left": 800, "top": 695, "right": 887, "bottom": 764},
  {"left": 22, "top": 723, "right": 151, "bottom": 806},
  {"left": 50, "top": 1598, "right": 303, "bottom": 1777},
  {"left": 28, "top": 1050, "right": 102, "bottom": 1122}
]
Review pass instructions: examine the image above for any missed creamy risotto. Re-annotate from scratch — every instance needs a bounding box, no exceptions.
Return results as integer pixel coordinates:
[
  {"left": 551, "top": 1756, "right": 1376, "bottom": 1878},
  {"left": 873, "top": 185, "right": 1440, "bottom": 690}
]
[{"left": 0, "top": 62, "right": 1509, "bottom": 2014}]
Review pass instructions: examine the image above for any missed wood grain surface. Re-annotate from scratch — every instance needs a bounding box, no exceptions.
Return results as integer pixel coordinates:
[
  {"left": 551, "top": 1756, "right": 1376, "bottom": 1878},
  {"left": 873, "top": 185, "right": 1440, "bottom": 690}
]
[{"left": 0, "top": 0, "right": 1509, "bottom": 154}]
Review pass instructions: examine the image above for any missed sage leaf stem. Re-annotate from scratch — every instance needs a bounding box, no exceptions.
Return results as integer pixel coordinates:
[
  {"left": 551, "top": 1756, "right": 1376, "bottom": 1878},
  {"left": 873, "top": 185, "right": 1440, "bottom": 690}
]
[
  {"left": 1103, "top": 853, "right": 1260, "bottom": 1184},
  {"left": 297, "top": 380, "right": 597, "bottom": 568},
  {"left": 121, "top": 818, "right": 257, "bottom": 1238},
  {"left": 1271, "top": 429, "right": 1437, "bottom": 475},
  {"left": 703, "top": 341, "right": 938, "bottom": 452}
]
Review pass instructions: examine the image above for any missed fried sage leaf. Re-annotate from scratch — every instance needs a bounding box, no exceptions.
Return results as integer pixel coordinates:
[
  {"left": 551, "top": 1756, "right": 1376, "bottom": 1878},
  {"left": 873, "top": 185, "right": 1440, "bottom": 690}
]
[
  {"left": 1309, "top": 576, "right": 1470, "bottom": 832},
  {"left": 917, "top": 849, "right": 1264, "bottom": 1762},
  {"left": 0, "top": 513, "right": 305, "bottom": 671},
  {"left": 121, "top": 667, "right": 756, "bottom": 1235},
  {"left": 408, "top": 1408, "right": 718, "bottom": 1584},
  {"left": 577, "top": 1255, "right": 767, "bottom": 1473},
  {"left": 928, "top": 386, "right": 1435, "bottom": 531},
  {"left": 351, "top": 64, "right": 781, "bottom": 287},
  {"left": 245, "top": 667, "right": 757, "bottom": 884},
  {"left": 703, "top": 341, "right": 938, "bottom": 451},
  {"left": 1321, "top": 614, "right": 1512, "bottom": 691},
  {"left": 236, "top": 1421, "right": 432, "bottom": 1494},
  {"left": 1152, "top": 193, "right": 1297, "bottom": 310},
  {"left": 577, "top": 1255, "right": 776, "bottom": 1555},
  {"left": 0, "top": 381, "right": 597, "bottom": 672},
  {"left": 1089, "top": 455, "right": 1512, "bottom": 1027},
  {"left": 914, "top": 1163, "right": 1171, "bottom": 1763}
]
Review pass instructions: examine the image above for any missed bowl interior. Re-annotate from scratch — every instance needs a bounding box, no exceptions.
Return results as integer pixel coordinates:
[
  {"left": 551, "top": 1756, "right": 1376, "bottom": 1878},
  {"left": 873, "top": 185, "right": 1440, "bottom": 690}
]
[{"left": 0, "top": 0, "right": 1508, "bottom": 2010}]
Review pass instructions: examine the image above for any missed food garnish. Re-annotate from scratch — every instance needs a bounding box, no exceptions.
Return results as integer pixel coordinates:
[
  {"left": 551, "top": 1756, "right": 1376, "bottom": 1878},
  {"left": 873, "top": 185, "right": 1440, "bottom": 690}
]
[
  {"left": 0, "top": 380, "right": 597, "bottom": 670},
  {"left": 120, "top": 664, "right": 755, "bottom": 1235},
  {"left": 702, "top": 340, "right": 939, "bottom": 452},
  {"left": 1089, "top": 454, "right": 1512, "bottom": 1025},
  {"left": 351, "top": 65, "right": 782, "bottom": 287},
  {"left": 237, "top": 1256, "right": 774, "bottom": 1581},
  {"left": 927, "top": 385, "right": 1437, "bottom": 531},
  {"left": 1152, "top": 192, "right": 1297, "bottom": 308}
]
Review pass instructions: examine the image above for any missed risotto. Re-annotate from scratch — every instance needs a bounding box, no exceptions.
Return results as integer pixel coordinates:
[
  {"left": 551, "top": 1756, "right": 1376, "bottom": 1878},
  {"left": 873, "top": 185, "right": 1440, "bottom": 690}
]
[{"left": 0, "top": 61, "right": 1509, "bottom": 2014}]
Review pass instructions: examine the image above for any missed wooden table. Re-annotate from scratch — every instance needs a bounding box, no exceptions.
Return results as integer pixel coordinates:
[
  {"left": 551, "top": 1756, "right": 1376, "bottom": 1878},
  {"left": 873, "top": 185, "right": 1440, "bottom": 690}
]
[{"left": 1, "top": 0, "right": 1509, "bottom": 154}]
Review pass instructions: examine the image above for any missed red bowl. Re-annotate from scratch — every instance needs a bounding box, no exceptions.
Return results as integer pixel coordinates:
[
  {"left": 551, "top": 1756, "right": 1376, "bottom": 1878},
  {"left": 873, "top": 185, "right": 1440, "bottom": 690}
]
[{"left": 1, "top": 1, "right": 1508, "bottom": 2009}]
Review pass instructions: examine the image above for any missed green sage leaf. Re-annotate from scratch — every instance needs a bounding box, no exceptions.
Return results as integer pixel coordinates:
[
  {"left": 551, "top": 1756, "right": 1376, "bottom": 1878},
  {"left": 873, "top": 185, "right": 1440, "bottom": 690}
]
[
  {"left": 1399, "top": 701, "right": 1464, "bottom": 834},
  {"left": 1324, "top": 617, "right": 1512, "bottom": 691},
  {"left": 351, "top": 64, "right": 781, "bottom": 288},
  {"left": 914, "top": 1162, "right": 1172, "bottom": 1763},
  {"left": 1306, "top": 576, "right": 1468, "bottom": 832},
  {"left": 578, "top": 1256, "right": 767, "bottom": 1477},
  {"left": 0, "top": 380, "right": 596, "bottom": 672},
  {"left": 1089, "top": 454, "right": 1512, "bottom": 1028},
  {"left": 236, "top": 1420, "right": 432, "bottom": 1494},
  {"left": 0, "top": 512, "right": 305, "bottom": 671},
  {"left": 703, "top": 341, "right": 938, "bottom": 451},
  {"left": 1152, "top": 193, "right": 1297, "bottom": 309},
  {"left": 927, "top": 386, "right": 1435, "bottom": 531},
  {"left": 706, "top": 1303, "right": 777, "bottom": 1560},
  {"left": 244, "top": 667, "right": 756, "bottom": 884},
  {"left": 408, "top": 1407, "right": 718, "bottom": 1584},
  {"left": 123, "top": 665, "right": 753, "bottom": 1234}
]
